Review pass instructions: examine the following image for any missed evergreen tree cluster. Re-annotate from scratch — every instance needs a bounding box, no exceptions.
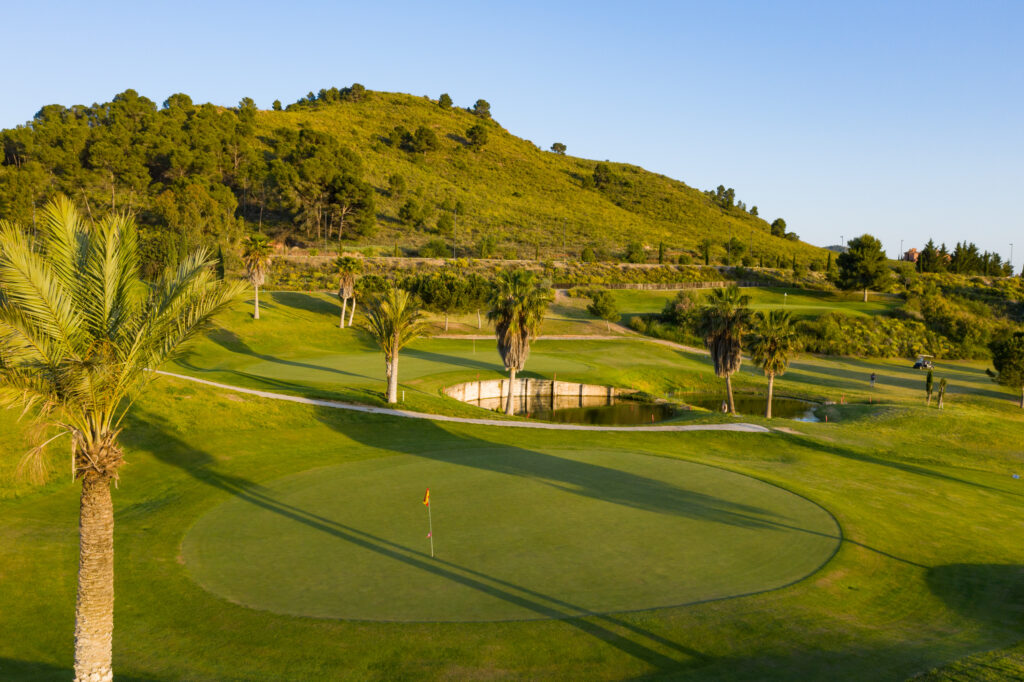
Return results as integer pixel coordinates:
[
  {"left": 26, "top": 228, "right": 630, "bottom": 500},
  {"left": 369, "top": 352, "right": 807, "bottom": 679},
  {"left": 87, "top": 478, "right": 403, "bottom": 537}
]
[
  {"left": 915, "top": 239, "right": 1013, "bottom": 276},
  {"left": 0, "top": 89, "right": 377, "bottom": 276}
]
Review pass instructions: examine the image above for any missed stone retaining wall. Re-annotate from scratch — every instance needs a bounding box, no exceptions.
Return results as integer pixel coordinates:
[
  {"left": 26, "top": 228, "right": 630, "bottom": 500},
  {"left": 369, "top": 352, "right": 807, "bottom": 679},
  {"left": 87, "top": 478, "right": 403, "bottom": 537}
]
[{"left": 445, "top": 378, "right": 627, "bottom": 411}]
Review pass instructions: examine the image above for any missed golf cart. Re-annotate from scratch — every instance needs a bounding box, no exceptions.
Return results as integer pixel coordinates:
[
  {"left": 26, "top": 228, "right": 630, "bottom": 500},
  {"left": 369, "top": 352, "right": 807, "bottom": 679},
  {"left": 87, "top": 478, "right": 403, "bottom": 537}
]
[{"left": 913, "top": 354, "right": 934, "bottom": 370}]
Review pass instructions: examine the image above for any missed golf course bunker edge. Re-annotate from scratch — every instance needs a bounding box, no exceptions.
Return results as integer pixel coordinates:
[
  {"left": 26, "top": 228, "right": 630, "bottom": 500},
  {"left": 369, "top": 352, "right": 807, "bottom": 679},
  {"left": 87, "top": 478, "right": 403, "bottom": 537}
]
[{"left": 182, "top": 447, "right": 840, "bottom": 622}]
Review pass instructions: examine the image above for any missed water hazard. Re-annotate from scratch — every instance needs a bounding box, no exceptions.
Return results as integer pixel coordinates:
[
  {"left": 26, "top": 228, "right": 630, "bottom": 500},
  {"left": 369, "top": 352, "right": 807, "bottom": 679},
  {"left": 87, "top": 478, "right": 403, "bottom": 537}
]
[{"left": 472, "top": 396, "right": 677, "bottom": 425}]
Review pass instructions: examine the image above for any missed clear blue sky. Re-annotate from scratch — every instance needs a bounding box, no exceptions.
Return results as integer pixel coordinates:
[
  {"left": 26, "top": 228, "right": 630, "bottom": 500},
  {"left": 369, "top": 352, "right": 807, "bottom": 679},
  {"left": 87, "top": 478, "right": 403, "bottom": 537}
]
[{"left": 3, "top": 1, "right": 1022, "bottom": 264}]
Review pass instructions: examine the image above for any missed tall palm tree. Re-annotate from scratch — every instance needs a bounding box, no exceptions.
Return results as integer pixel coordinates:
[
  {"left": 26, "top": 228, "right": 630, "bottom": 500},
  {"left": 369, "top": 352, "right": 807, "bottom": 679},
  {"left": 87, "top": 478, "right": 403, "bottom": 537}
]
[
  {"left": 335, "top": 256, "right": 362, "bottom": 328},
  {"left": 748, "top": 310, "right": 798, "bottom": 418},
  {"left": 487, "top": 269, "right": 553, "bottom": 415},
  {"left": 242, "top": 235, "right": 272, "bottom": 320},
  {"left": 698, "top": 285, "right": 751, "bottom": 414},
  {"left": 359, "top": 286, "right": 426, "bottom": 403},
  {"left": 0, "top": 196, "right": 241, "bottom": 682}
]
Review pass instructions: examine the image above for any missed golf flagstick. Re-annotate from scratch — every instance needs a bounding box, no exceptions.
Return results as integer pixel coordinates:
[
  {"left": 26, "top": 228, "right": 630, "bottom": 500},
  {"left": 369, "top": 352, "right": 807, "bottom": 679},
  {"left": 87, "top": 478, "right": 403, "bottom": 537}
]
[{"left": 423, "top": 488, "right": 434, "bottom": 558}]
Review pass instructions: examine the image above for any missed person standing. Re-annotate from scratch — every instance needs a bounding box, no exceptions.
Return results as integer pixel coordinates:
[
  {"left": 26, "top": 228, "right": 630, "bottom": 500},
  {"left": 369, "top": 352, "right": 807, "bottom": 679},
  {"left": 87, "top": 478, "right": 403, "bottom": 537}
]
[{"left": 870, "top": 372, "right": 877, "bottom": 388}]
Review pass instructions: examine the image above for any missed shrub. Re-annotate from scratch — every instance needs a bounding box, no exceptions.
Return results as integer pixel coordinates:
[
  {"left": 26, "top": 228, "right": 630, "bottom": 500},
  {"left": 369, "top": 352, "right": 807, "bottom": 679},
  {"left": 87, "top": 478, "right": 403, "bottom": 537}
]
[
  {"left": 624, "top": 241, "right": 646, "bottom": 263},
  {"left": 419, "top": 239, "right": 450, "bottom": 258}
]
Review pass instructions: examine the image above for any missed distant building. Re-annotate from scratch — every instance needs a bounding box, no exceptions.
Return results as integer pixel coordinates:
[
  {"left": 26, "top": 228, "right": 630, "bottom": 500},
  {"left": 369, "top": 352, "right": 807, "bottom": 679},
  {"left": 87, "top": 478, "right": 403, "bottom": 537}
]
[{"left": 903, "top": 248, "right": 920, "bottom": 263}]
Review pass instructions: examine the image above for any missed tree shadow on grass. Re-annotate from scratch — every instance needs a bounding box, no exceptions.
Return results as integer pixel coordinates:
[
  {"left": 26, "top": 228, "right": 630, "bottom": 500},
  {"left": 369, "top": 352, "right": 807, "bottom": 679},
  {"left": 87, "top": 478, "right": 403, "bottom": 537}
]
[
  {"left": 403, "top": 347, "right": 502, "bottom": 373},
  {"left": 784, "top": 357, "right": 1013, "bottom": 402},
  {"left": 926, "top": 564, "right": 1024, "bottom": 630},
  {"left": 0, "top": 658, "right": 152, "bottom": 681},
  {"left": 268, "top": 291, "right": 341, "bottom": 318},
  {"left": 772, "top": 432, "right": 1021, "bottom": 500},
  {"left": 128, "top": 411, "right": 710, "bottom": 672},
  {"left": 196, "top": 326, "right": 376, "bottom": 381}
]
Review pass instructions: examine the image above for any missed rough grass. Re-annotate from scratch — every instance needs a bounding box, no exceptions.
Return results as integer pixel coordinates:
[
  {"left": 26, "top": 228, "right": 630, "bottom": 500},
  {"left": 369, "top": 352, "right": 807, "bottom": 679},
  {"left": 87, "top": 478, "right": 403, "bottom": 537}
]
[
  {"left": 2, "top": 292, "right": 1024, "bottom": 680},
  {"left": 255, "top": 92, "right": 828, "bottom": 264}
]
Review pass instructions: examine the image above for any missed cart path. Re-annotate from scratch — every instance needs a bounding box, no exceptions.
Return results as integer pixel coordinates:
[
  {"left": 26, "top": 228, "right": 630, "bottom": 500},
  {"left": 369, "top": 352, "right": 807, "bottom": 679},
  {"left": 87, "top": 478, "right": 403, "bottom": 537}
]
[{"left": 154, "top": 370, "right": 769, "bottom": 433}]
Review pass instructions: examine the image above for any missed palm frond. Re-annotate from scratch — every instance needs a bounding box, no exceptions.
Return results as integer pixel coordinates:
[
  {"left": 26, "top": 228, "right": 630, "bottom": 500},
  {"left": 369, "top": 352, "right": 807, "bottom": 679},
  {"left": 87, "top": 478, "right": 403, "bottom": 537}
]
[{"left": 0, "top": 224, "right": 86, "bottom": 359}]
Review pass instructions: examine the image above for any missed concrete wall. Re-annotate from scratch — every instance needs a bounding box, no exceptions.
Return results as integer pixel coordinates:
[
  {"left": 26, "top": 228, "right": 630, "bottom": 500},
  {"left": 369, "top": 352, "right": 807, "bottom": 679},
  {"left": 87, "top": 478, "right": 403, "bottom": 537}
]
[{"left": 444, "top": 379, "right": 633, "bottom": 414}]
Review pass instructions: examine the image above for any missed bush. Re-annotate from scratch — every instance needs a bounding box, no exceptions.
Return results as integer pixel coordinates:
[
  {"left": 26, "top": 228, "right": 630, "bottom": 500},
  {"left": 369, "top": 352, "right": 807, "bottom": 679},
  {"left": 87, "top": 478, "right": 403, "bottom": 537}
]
[
  {"left": 466, "top": 123, "right": 489, "bottom": 148},
  {"left": 624, "top": 241, "right": 646, "bottom": 264},
  {"left": 419, "top": 239, "right": 450, "bottom": 258},
  {"left": 581, "top": 246, "right": 597, "bottom": 263}
]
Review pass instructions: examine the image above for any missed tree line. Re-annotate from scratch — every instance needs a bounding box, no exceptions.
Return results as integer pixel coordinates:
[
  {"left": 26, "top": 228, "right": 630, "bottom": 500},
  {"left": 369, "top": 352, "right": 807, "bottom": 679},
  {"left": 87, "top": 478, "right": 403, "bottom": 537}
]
[
  {"left": 0, "top": 89, "right": 377, "bottom": 277},
  {"left": 914, "top": 239, "right": 1014, "bottom": 276}
]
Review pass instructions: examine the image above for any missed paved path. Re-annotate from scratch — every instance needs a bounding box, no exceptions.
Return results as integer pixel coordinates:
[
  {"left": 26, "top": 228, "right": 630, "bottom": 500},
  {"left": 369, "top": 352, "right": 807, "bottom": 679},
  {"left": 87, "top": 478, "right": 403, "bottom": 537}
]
[{"left": 155, "top": 370, "right": 769, "bottom": 434}]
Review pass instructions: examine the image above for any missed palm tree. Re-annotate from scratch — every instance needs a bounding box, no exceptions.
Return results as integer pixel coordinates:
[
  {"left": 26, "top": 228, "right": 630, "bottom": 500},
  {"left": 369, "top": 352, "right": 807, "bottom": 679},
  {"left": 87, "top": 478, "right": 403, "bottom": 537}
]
[
  {"left": 748, "top": 310, "right": 798, "bottom": 418},
  {"left": 0, "top": 196, "right": 241, "bottom": 682},
  {"left": 487, "top": 270, "right": 553, "bottom": 415},
  {"left": 335, "top": 256, "right": 362, "bottom": 328},
  {"left": 698, "top": 285, "right": 751, "bottom": 414},
  {"left": 242, "top": 235, "right": 272, "bottom": 320},
  {"left": 359, "top": 286, "right": 426, "bottom": 403}
]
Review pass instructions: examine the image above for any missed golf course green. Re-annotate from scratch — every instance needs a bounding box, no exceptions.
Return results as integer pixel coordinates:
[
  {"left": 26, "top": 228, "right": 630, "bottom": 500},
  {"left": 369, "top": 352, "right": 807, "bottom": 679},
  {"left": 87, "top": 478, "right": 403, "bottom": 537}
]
[
  {"left": 183, "top": 448, "right": 839, "bottom": 621},
  {"left": 2, "top": 290, "right": 1024, "bottom": 680}
]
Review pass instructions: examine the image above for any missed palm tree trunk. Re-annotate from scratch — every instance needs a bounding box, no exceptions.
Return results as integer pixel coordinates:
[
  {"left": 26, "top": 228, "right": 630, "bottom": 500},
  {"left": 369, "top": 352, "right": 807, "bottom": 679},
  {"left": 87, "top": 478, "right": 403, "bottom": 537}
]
[
  {"left": 506, "top": 367, "right": 517, "bottom": 415},
  {"left": 863, "top": 288, "right": 868, "bottom": 303},
  {"left": 74, "top": 472, "right": 115, "bottom": 682},
  {"left": 387, "top": 354, "right": 399, "bottom": 403},
  {"left": 445, "top": 313, "right": 449, "bottom": 332},
  {"left": 254, "top": 285, "right": 260, "bottom": 320},
  {"left": 725, "top": 374, "right": 736, "bottom": 414},
  {"left": 339, "top": 297, "right": 347, "bottom": 328},
  {"left": 766, "top": 373, "right": 774, "bottom": 419},
  {"left": 477, "top": 310, "right": 481, "bottom": 329},
  {"left": 348, "top": 295, "right": 356, "bottom": 327}
]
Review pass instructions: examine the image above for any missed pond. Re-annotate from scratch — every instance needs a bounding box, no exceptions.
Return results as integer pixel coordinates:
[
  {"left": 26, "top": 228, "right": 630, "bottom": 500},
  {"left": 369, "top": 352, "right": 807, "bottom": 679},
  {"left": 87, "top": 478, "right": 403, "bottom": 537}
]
[
  {"left": 471, "top": 396, "right": 678, "bottom": 425},
  {"left": 684, "top": 395, "right": 820, "bottom": 421}
]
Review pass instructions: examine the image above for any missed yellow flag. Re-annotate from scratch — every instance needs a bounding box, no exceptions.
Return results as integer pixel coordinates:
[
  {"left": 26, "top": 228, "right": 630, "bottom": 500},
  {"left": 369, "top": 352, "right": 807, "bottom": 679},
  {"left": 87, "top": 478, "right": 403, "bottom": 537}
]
[{"left": 423, "top": 488, "right": 430, "bottom": 506}]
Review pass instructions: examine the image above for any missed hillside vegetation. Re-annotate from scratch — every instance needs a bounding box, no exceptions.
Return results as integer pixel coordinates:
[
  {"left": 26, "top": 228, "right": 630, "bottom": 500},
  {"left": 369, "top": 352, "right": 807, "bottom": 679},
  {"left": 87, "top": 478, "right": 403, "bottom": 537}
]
[
  {"left": 265, "top": 90, "right": 824, "bottom": 262},
  {"left": 0, "top": 86, "right": 827, "bottom": 271}
]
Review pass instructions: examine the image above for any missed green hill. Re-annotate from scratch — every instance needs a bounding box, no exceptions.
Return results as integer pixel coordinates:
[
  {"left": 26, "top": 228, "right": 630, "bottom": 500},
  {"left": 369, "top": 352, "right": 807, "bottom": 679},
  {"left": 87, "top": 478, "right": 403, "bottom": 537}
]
[
  {"left": 0, "top": 87, "right": 827, "bottom": 268},
  {"left": 262, "top": 91, "right": 825, "bottom": 263}
]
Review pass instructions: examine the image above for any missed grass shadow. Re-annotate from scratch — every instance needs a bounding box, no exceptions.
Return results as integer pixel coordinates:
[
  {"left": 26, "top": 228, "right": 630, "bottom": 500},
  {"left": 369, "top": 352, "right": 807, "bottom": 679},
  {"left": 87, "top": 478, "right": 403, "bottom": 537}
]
[
  {"left": 269, "top": 291, "right": 340, "bottom": 318},
  {"left": 926, "top": 564, "right": 1024, "bottom": 629},
  {"left": 130, "top": 411, "right": 712, "bottom": 672},
  {"left": 403, "top": 347, "right": 501, "bottom": 373},
  {"left": 0, "top": 658, "right": 151, "bottom": 681},
  {"left": 200, "top": 326, "right": 375, "bottom": 381}
]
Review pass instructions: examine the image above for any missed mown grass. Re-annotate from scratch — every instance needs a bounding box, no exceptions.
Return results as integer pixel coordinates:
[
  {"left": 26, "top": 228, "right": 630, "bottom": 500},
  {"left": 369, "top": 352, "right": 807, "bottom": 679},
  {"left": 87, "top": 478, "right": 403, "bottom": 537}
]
[
  {"left": 2, "top": 291, "right": 1023, "bottom": 680},
  {"left": 606, "top": 286, "right": 901, "bottom": 319}
]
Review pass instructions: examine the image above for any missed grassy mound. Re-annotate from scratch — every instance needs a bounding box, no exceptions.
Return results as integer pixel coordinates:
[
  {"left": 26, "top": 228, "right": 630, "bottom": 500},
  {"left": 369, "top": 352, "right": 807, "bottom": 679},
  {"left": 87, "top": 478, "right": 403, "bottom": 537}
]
[{"left": 183, "top": 448, "right": 838, "bottom": 621}]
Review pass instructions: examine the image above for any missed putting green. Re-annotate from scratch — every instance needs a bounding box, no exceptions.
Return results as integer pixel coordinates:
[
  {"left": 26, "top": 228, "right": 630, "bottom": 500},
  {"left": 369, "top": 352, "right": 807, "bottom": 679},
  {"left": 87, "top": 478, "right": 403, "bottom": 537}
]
[{"left": 183, "top": 447, "right": 840, "bottom": 621}]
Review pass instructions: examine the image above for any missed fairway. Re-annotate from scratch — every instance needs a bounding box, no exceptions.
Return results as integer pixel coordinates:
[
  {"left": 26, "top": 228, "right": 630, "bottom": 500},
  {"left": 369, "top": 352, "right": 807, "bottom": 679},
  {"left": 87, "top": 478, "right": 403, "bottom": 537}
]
[{"left": 183, "top": 447, "right": 839, "bottom": 622}]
